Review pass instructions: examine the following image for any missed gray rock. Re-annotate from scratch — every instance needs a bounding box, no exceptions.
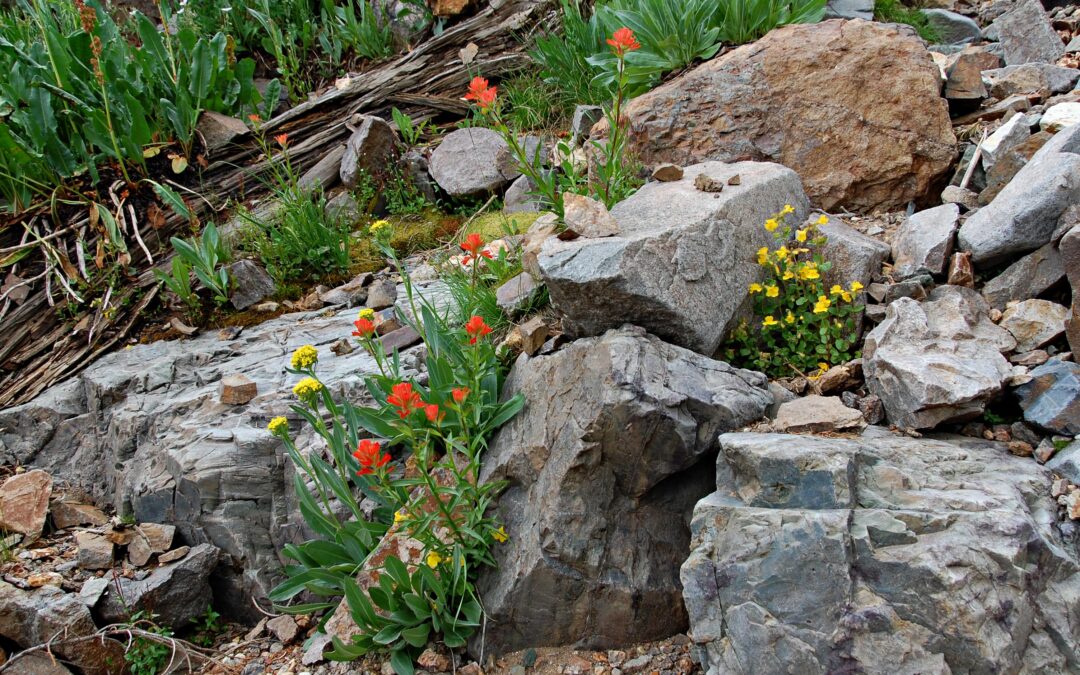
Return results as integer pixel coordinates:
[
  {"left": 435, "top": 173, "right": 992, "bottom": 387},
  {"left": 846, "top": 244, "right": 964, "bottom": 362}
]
[
  {"left": 921, "top": 9, "right": 981, "bottom": 44},
  {"left": 320, "top": 272, "right": 371, "bottom": 307},
  {"left": 958, "top": 123, "right": 1080, "bottom": 265},
  {"left": 4, "top": 651, "right": 76, "bottom": 674},
  {"left": 891, "top": 204, "right": 959, "bottom": 278},
  {"left": 298, "top": 144, "right": 345, "bottom": 193},
  {"left": 0, "top": 581, "right": 124, "bottom": 675},
  {"left": 1041, "top": 102, "right": 1080, "bottom": 133},
  {"left": 943, "top": 51, "right": 988, "bottom": 103},
  {"left": 824, "top": 0, "right": 872, "bottom": 19},
  {"left": 399, "top": 148, "right": 439, "bottom": 204},
  {"left": 981, "top": 242, "right": 1065, "bottom": 310},
  {"left": 766, "top": 381, "right": 797, "bottom": 419},
  {"left": 770, "top": 395, "right": 865, "bottom": 433},
  {"left": 503, "top": 175, "right": 542, "bottom": 213},
  {"left": 1015, "top": 359, "right": 1080, "bottom": 435},
  {"left": 429, "top": 128, "right": 519, "bottom": 197},
  {"left": 79, "top": 577, "right": 109, "bottom": 608},
  {"left": 75, "top": 531, "right": 113, "bottom": 570},
  {"left": 364, "top": 279, "right": 397, "bottom": 310},
  {"left": 984, "top": 64, "right": 1080, "bottom": 98},
  {"left": 495, "top": 272, "right": 539, "bottom": 315},
  {"left": 474, "top": 326, "right": 771, "bottom": 655},
  {"left": 227, "top": 260, "right": 276, "bottom": 311},
  {"left": 571, "top": 105, "right": 604, "bottom": 139},
  {"left": 99, "top": 543, "right": 220, "bottom": 629},
  {"left": 1047, "top": 440, "right": 1080, "bottom": 484},
  {"left": 323, "top": 191, "right": 363, "bottom": 224},
  {"left": 819, "top": 219, "right": 890, "bottom": 289},
  {"left": 1000, "top": 299, "right": 1070, "bottom": 351},
  {"left": 684, "top": 430, "right": 1080, "bottom": 675},
  {"left": 197, "top": 111, "right": 249, "bottom": 157},
  {"left": 940, "top": 185, "right": 980, "bottom": 210},
  {"left": 267, "top": 614, "right": 300, "bottom": 644},
  {"left": 539, "top": 161, "right": 809, "bottom": 355},
  {"left": 562, "top": 193, "right": 619, "bottom": 238},
  {"left": 981, "top": 114, "right": 1031, "bottom": 171},
  {"left": 864, "top": 285, "right": 1015, "bottom": 428},
  {"left": 340, "top": 115, "right": 397, "bottom": 188},
  {"left": 988, "top": 0, "right": 1065, "bottom": 65}
]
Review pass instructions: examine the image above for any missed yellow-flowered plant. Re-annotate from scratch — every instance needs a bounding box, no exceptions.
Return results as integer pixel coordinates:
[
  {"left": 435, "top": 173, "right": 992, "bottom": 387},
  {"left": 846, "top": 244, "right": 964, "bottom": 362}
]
[
  {"left": 724, "top": 208, "right": 865, "bottom": 377},
  {"left": 290, "top": 344, "right": 318, "bottom": 370},
  {"left": 292, "top": 376, "right": 323, "bottom": 399}
]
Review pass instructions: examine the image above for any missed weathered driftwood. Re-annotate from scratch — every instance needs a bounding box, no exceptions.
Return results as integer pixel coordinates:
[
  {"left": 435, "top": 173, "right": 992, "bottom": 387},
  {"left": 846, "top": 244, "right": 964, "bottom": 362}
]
[{"left": 0, "top": 0, "right": 549, "bottom": 407}]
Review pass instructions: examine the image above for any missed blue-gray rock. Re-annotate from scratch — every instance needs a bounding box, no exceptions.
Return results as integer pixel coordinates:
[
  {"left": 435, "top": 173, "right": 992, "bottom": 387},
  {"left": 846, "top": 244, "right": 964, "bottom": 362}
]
[
  {"left": 684, "top": 430, "right": 1080, "bottom": 674},
  {"left": 1015, "top": 359, "right": 1080, "bottom": 435},
  {"left": 981, "top": 241, "right": 1065, "bottom": 310},
  {"left": 825, "top": 0, "right": 872, "bottom": 20},
  {"left": 429, "top": 128, "right": 519, "bottom": 197},
  {"left": 864, "top": 285, "right": 1015, "bottom": 429},
  {"left": 474, "top": 326, "right": 772, "bottom": 655},
  {"left": 98, "top": 543, "right": 221, "bottom": 629},
  {"left": 1047, "top": 440, "right": 1080, "bottom": 484},
  {"left": 538, "top": 161, "right": 810, "bottom": 355},
  {"left": 984, "top": 64, "right": 1080, "bottom": 98},
  {"left": 819, "top": 219, "right": 890, "bottom": 289},
  {"left": 922, "top": 9, "right": 981, "bottom": 45},
  {"left": 226, "top": 259, "right": 276, "bottom": 311},
  {"left": 891, "top": 203, "right": 960, "bottom": 278},
  {"left": 503, "top": 174, "right": 541, "bottom": 213},
  {"left": 988, "top": 0, "right": 1065, "bottom": 65},
  {"left": 958, "top": 123, "right": 1080, "bottom": 265},
  {"left": 981, "top": 114, "right": 1031, "bottom": 171}
]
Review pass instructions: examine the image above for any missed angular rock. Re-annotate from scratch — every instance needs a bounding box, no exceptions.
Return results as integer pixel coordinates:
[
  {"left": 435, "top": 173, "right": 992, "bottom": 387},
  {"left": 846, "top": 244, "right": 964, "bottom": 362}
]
[
  {"left": 943, "top": 52, "right": 988, "bottom": 105},
  {"left": 984, "top": 64, "right": 1080, "bottom": 98},
  {"left": 770, "top": 395, "right": 865, "bottom": 433},
  {"left": 959, "top": 123, "right": 1080, "bottom": 265},
  {"left": 323, "top": 191, "right": 362, "bottom": 223},
  {"left": 339, "top": 115, "right": 397, "bottom": 188},
  {"left": 298, "top": 144, "right": 345, "bottom": 193},
  {"left": 219, "top": 374, "right": 257, "bottom": 405},
  {"left": 475, "top": 327, "right": 772, "bottom": 655},
  {"left": 0, "top": 470, "right": 51, "bottom": 539},
  {"left": 562, "top": 193, "right": 619, "bottom": 238},
  {"left": 864, "top": 286, "right": 1015, "bottom": 428},
  {"left": 49, "top": 501, "right": 108, "bottom": 529},
  {"left": 921, "top": 9, "right": 980, "bottom": 44},
  {"left": 1041, "top": 102, "right": 1080, "bottom": 133},
  {"left": 0, "top": 582, "right": 124, "bottom": 675},
  {"left": 571, "top": 105, "right": 603, "bottom": 139},
  {"left": 267, "top": 615, "right": 299, "bottom": 644},
  {"left": 158, "top": 545, "right": 190, "bottom": 563},
  {"left": 319, "top": 272, "right": 371, "bottom": 307},
  {"left": 1015, "top": 360, "right": 1080, "bottom": 435},
  {"left": 399, "top": 148, "right": 438, "bottom": 204},
  {"left": 1000, "top": 299, "right": 1070, "bottom": 351},
  {"left": 947, "top": 250, "right": 975, "bottom": 287},
  {"left": 226, "top": 260, "right": 276, "bottom": 311},
  {"left": 614, "top": 20, "right": 955, "bottom": 212},
  {"left": 982, "top": 242, "right": 1065, "bottom": 310},
  {"left": 819, "top": 219, "right": 890, "bottom": 290},
  {"left": 891, "top": 204, "right": 959, "bottom": 278},
  {"left": 503, "top": 175, "right": 541, "bottom": 214},
  {"left": 75, "top": 532, "right": 113, "bottom": 570},
  {"left": 684, "top": 431, "right": 1080, "bottom": 674},
  {"left": 651, "top": 163, "right": 684, "bottom": 182},
  {"left": 980, "top": 130, "right": 1052, "bottom": 205},
  {"left": 982, "top": 114, "right": 1031, "bottom": 171},
  {"left": 364, "top": 279, "right": 397, "bottom": 310},
  {"left": 99, "top": 543, "right": 220, "bottom": 629},
  {"left": 940, "top": 185, "right": 979, "bottom": 210},
  {"left": 514, "top": 316, "right": 549, "bottom": 356},
  {"left": 538, "top": 161, "right": 809, "bottom": 354},
  {"left": 197, "top": 111, "right": 249, "bottom": 156},
  {"left": 495, "top": 272, "right": 539, "bottom": 315},
  {"left": 429, "top": 128, "right": 518, "bottom": 197},
  {"left": 989, "top": 0, "right": 1065, "bottom": 65},
  {"left": 1047, "top": 440, "right": 1080, "bottom": 484}
]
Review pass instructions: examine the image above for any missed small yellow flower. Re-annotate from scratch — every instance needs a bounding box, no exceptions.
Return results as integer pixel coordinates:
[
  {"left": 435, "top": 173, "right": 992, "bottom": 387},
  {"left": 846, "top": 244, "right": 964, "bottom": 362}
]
[
  {"left": 850, "top": 281, "right": 864, "bottom": 292},
  {"left": 813, "top": 295, "right": 831, "bottom": 314},
  {"left": 841, "top": 291, "right": 853, "bottom": 302},
  {"left": 290, "top": 344, "right": 318, "bottom": 369},
  {"left": 292, "top": 377, "right": 323, "bottom": 399},
  {"left": 816, "top": 214, "right": 829, "bottom": 225},
  {"left": 764, "top": 218, "right": 779, "bottom": 232},
  {"left": 830, "top": 284, "right": 843, "bottom": 295},
  {"left": 775, "top": 246, "right": 789, "bottom": 260},
  {"left": 799, "top": 265, "right": 820, "bottom": 281},
  {"left": 766, "top": 285, "right": 779, "bottom": 298},
  {"left": 749, "top": 283, "right": 764, "bottom": 294},
  {"left": 782, "top": 204, "right": 795, "bottom": 215},
  {"left": 492, "top": 526, "right": 509, "bottom": 543},
  {"left": 818, "top": 362, "right": 830, "bottom": 372},
  {"left": 795, "top": 229, "right": 807, "bottom": 243},
  {"left": 268, "top": 416, "right": 288, "bottom": 435},
  {"left": 756, "top": 247, "right": 769, "bottom": 265},
  {"left": 762, "top": 315, "right": 778, "bottom": 327},
  {"left": 782, "top": 269, "right": 794, "bottom": 280},
  {"left": 394, "top": 510, "right": 406, "bottom": 524},
  {"left": 785, "top": 312, "right": 795, "bottom": 324},
  {"left": 358, "top": 308, "right": 376, "bottom": 321},
  {"left": 369, "top": 219, "right": 390, "bottom": 235},
  {"left": 425, "top": 551, "right": 443, "bottom": 568}
]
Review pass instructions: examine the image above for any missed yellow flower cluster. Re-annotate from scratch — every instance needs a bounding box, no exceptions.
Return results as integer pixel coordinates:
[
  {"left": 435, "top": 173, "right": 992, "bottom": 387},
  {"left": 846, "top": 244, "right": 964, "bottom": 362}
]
[
  {"left": 292, "top": 376, "right": 323, "bottom": 399},
  {"left": 358, "top": 307, "right": 375, "bottom": 321},
  {"left": 268, "top": 416, "right": 289, "bottom": 435},
  {"left": 426, "top": 550, "right": 443, "bottom": 568},
  {"left": 290, "top": 344, "right": 318, "bottom": 369},
  {"left": 370, "top": 219, "right": 391, "bottom": 235},
  {"left": 493, "top": 526, "right": 509, "bottom": 543}
]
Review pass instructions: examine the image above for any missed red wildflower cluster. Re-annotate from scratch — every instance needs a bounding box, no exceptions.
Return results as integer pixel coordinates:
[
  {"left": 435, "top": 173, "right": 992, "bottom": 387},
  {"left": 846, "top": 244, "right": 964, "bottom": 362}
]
[
  {"left": 452, "top": 387, "right": 469, "bottom": 404},
  {"left": 353, "top": 439, "right": 390, "bottom": 476},
  {"left": 607, "top": 27, "right": 640, "bottom": 57},
  {"left": 387, "top": 382, "right": 423, "bottom": 419},
  {"left": 275, "top": 133, "right": 289, "bottom": 148},
  {"left": 464, "top": 77, "right": 497, "bottom": 112},
  {"left": 465, "top": 316, "right": 492, "bottom": 344},
  {"left": 460, "top": 233, "right": 493, "bottom": 266},
  {"left": 352, "top": 317, "right": 375, "bottom": 339}
]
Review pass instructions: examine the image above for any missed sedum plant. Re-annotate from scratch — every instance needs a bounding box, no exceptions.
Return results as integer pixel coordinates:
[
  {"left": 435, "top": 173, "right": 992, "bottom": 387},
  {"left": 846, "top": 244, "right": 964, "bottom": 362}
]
[{"left": 723, "top": 210, "right": 865, "bottom": 377}]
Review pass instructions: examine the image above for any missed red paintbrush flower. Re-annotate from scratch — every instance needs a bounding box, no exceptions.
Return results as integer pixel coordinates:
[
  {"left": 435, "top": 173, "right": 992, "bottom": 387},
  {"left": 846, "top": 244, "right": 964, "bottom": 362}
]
[
  {"left": 464, "top": 315, "right": 492, "bottom": 345},
  {"left": 607, "top": 27, "right": 641, "bottom": 57},
  {"left": 387, "top": 382, "right": 423, "bottom": 418},
  {"left": 464, "top": 76, "right": 497, "bottom": 112},
  {"left": 353, "top": 439, "right": 390, "bottom": 476}
]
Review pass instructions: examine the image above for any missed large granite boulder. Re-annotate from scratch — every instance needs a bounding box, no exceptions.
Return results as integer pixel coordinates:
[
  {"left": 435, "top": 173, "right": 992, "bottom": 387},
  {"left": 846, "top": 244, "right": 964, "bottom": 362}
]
[
  {"left": 683, "top": 430, "right": 1080, "bottom": 675},
  {"left": 863, "top": 285, "right": 1015, "bottom": 429},
  {"left": 538, "top": 161, "right": 809, "bottom": 355},
  {"left": 607, "top": 19, "right": 955, "bottom": 212},
  {"left": 959, "top": 123, "right": 1080, "bottom": 265},
  {"left": 428, "top": 128, "right": 519, "bottom": 197},
  {"left": 474, "top": 326, "right": 772, "bottom": 655}
]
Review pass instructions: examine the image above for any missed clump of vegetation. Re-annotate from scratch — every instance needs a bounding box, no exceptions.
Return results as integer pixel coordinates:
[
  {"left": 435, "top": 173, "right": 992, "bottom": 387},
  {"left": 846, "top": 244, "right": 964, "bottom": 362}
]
[
  {"left": 122, "top": 611, "right": 174, "bottom": 675},
  {"left": 723, "top": 209, "right": 865, "bottom": 377},
  {"left": 874, "top": 0, "right": 942, "bottom": 43},
  {"left": 154, "top": 221, "right": 232, "bottom": 319}
]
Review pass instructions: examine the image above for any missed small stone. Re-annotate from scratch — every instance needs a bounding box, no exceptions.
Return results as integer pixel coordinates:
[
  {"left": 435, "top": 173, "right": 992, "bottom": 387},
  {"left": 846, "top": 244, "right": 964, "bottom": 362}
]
[
  {"left": 319, "top": 272, "right": 371, "bottom": 307},
  {"left": 727, "top": 174, "right": 742, "bottom": 185},
  {"left": 267, "top": 615, "right": 299, "bottom": 644},
  {"left": 495, "top": 273, "right": 540, "bottom": 316},
  {"left": 0, "top": 470, "right": 52, "bottom": 539},
  {"left": 417, "top": 648, "right": 450, "bottom": 671},
  {"left": 158, "top": 545, "right": 190, "bottom": 564},
  {"left": 941, "top": 185, "right": 979, "bottom": 210},
  {"left": 858, "top": 394, "right": 885, "bottom": 425},
  {"left": 128, "top": 535, "right": 153, "bottom": 566},
  {"left": 516, "top": 316, "right": 549, "bottom": 357},
  {"left": 340, "top": 115, "right": 397, "bottom": 188},
  {"left": 49, "top": 501, "right": 108, "bottom": 530},
  {"left": 1039, "top": 102, "right": 1080, "bottom": 132},
  {"left": 562, "top": 193, "right": 620, "bottom": 238},
  {"left": 365, "top": 279, "right": 397, "bottom": 310},
  {"left": 621, "top": 655, "right": 652, "bottom": 674},
  {"left": 227, "top": 260, "right": 276, "bottom": 311},
  {"left": 1015, "top": 360, "right": 1080, "bottom": 435},
  {"left": 892, "top": 204, "right": 960, "bottom": 278},
  {"left": 26, "top": 572, "right": 64, "bottom": 588},
  {"left": 1011, "top": 350, "right": 1050, "bottom": 367},
  {"left": 651, "top": 164, "right": 684, "bottom": 182},
  {"left": 79, "top": 576, "right": 110, "bottom": 607},
  {"left": 1008, "top": 441, "right": 1034, "bottom": 457},
  {"left": 947, "top": 251, "right": 975, "bottom": 287},
  {"left": 1037, "top": 438, "right": 1058, "bottom": 463},
  {"left": 197, "top": 111, "right": 249, "bottom": 156},
  {"left": 219, "top": 374, "right": 258, "bottom": 405},
  {"left": 571, "top": 105, "right": 604, "bottom": 139},
  {"left": 693, "top": 173, "right": 724, "bottom": 193},
  {"left": 75, "top": 532, "right": 114, "bottom": 570},
  {"left": 771, "top": 395, "right": 866, "bottom": 433},
  {"left": 254, "top": 301, "right": 280, "bottom": 312},
  {"left": 330, "top": 339, "right": 354, "bottom": 356},
  {"left": 921, "top": 9, "right": 981, "bottom": 45},
  {"left": 379, "top": 326, "right": 421, "bottom": 355}
]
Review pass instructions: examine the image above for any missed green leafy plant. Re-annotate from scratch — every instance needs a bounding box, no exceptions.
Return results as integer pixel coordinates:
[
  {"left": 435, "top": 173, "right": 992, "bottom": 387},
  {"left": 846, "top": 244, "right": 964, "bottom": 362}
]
[
  {"left": 192, "top": 605, "right": 222, "bottom": 647},
  {"left": 723, "top": 209, "right": 865, "bottom": 377},
  {"left": 123, "top": 611, "right": 173, "bottom": 675},
  {"left": 167, "top": 221, "right": 232, "bottom": 306},
  {"left": 499, "top": 72, "right": 568, "bottom": 133},
  {"left": 153, "top": 256, "right": 199, "bottom": 315},
  {"left": 711, "top": 0, "right": 827, "bottom": 45},
  {"left": 529, "top": 0, "right": 612, "bottom": 106},
  {"left": 441, "top": 233, "right": 529, "bottom": 331},
  {"left": 874, "top": 0, "right": 941, "bottom": 43},
  {"left": 391, "top": 107, "right": 425, "bottom": 146}
]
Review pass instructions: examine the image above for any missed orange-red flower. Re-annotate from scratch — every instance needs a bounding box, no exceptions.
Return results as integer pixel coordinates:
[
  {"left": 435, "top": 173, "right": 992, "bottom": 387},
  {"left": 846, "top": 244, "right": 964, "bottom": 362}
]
[
  {"left": 460, "top": 233, "right": 485, "bottom": 255},
  {"left": 452, "top": 387, "right": 470, "bottom": 404},
  {"left": 353, "top": 439, "right": 390, "bottom": 476},
  {"left": 352, "top": 317, "right": 375, "bottom": 338},
  {"left": 464, "top": 76, "right": 497, "bottom": 112},
  {"left": 275, "top": 133, "right": 288, "bottom": 147},
  {"left": 387, "top": 382, "right": 423, "bottom": 418},
  {"left": 607, "top": 27, "right": 640, "bottom": 57},
  {"left": 248, "top": 113, "right": 261, "bottom": 123},
  {"left": 464, "top": 315, "right": 492, "bottom": 344},
  {"left": 424, "top": 404, "right": 443, "bottom": 424}
]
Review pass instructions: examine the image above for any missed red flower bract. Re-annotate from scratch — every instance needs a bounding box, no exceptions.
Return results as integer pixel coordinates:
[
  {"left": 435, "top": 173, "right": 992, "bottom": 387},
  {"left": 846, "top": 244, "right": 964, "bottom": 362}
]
[
  {"left": 464, "top": 315, "right": 492, "bottom": 344},
  {"left": 607, "top": 27, "right": 640, "bottom": 57},
  {"left": 352, "top": 317, "right": 375, "bottom": 338},
  {"left": 460, "top": 233, "right": 485, "bottom": 255},
  {"left": 275, "top": 133, "right": 289, "bottom": 148},
  {"left": 452, "top": 387, "right": 470, "bottom": 404},
  {"left": 425, "top": 404, "right": 442, "bottom": 423},
  {"left": 464, "top": 76, "right": 497, "bottom": 112},
  {"left": 387, "top": 382, "right": 423, "bottom": 418},
  {"left": 353, "top": 439, "right": 390, "bottom": 476}
]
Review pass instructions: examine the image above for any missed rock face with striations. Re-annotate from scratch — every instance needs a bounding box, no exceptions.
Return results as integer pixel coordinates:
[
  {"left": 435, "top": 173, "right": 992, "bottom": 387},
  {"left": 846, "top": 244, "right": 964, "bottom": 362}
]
[
  {"left": 539, "top": 161, "right": 809, "bottom": 355},
  {"left": 607, "top": 19, "right": 955, "bottom": 212},
  {"left": 474, "top": 326, "right": 772, "bottom": 655},
  {"left": 683, "top": 430, "right": 1080, "bottom": 674}
]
